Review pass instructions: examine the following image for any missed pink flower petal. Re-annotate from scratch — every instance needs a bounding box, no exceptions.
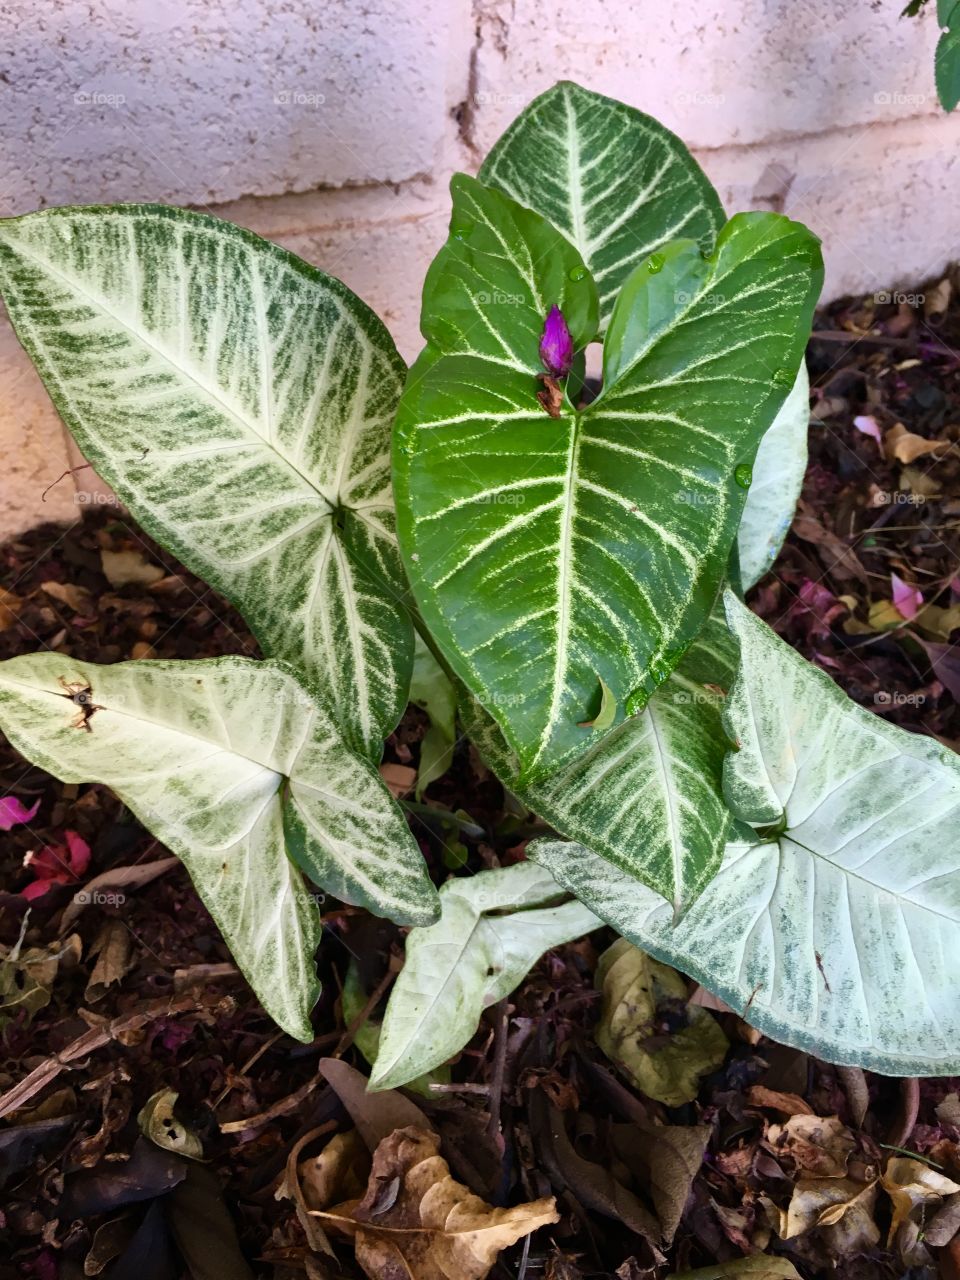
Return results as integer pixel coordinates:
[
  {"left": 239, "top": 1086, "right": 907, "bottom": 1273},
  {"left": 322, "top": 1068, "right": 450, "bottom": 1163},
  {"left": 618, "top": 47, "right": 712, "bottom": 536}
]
[
  {"left": 64, "top": 829, "right": 92, "bottom": 877},
  {"left": 853, "top": 414, "right": 884, "bottom": 448},
  {"left": 0, "top": 795, "right": 40, "bottom": 831},
  {"left": 21, "top": 829, "right": 91, "bottom": 898},
  {"left": 891, "top": 572, "right": 924, "bottom": 621}
]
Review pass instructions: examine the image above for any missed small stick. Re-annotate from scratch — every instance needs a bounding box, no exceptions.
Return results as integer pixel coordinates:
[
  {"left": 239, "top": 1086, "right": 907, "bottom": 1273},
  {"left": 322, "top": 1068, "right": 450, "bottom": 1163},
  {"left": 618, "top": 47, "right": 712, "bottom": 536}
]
[
  {"left": 0, "top": 988, "right": 236, "bottom": 1120},
  {"left": 486, "top": 999, "right": 509, "bottom": 1141}
]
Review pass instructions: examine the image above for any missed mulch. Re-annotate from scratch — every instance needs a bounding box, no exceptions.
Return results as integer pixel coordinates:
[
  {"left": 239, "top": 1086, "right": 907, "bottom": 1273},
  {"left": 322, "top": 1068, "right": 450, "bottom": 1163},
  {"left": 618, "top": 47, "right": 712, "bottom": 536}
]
[{"left": 2, "top": 271, "right": 960, "bottom": 1280}]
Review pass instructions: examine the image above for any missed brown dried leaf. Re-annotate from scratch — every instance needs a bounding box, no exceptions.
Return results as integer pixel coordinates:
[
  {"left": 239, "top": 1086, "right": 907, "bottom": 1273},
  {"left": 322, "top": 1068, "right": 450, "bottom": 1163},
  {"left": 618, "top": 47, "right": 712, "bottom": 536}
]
[
  {"left": 668, "top": 1261, "right": 802, "bottom": 1278},
  {"left": 317, "top": 1059, "right": 430, "bottom": 1154},
  {"left": 0, "top": 586, "right": 23, "bottom": 632},
  {"left": 41, "top": 580, "right": 93, "bottom": 613},
  {"left": 746, "top": 1087, "right": 813, "bottom": 1117},
  {"left": 85, "top": 919, "right": 133, "bottom": 1002},
  {"left": 300, "top": 1129, "right": 370, "bottom": 1211},
  {"left": 314, "top": 1125, "right": 558, "bottom": 1280},
  {"left": 611, "top": 1118, "right": 711, "bottom": 1244},
  {"left": 780, "top": 1176, "right": 880, "bottom": 1251},
  {"left": 765, "top": 1115, "right": 856, "bottom": 1178}
]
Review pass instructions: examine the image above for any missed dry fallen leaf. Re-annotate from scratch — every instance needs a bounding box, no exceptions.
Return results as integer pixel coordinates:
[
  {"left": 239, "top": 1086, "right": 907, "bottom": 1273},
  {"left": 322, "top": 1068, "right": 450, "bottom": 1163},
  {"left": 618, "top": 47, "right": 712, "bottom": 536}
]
[
  {"left": 595, "top": 940, "right": 728, "bottom": 1108},
  {"left": 100, "top": 549, "right": 166, "bottom": 588},
  {"left": 138, "top": 1088, "right": 204, "bottom": 1161},
  {"left": 746, "top": 1087, "right": 813, "bottom": 1117},
  {"left": 300, "top": 1129, "right": 369, "bottom": 1211},
  {"left": 780, "top": 1176, "right": 880, "bottom": 1252},
  {"left": 884, "top": 422, "right": 951, "bottom": 464},
  {"left": 313, "top": 1125, "right": 558, "bottom": 1280},
  {"left": 41, "top": 580, "right": 93, "bottom": 613},
  {"left": 881, "top": 1155, "right": 960, "bottom": 1243},
  {"left": 611, "top": 1116, "right": 711, "bottom": 1244},
  {"left": 765, "top": 1114, "right": 856, "bottom": 1178},
  {"left": 85, "top": 918, "right": 133, "bottom": 1002},
  {"left": 379, "top": 762, "right": 418, "bottom": 799},
  {"left": 0, "top": 586, "right": 23, "bottom": 632}
]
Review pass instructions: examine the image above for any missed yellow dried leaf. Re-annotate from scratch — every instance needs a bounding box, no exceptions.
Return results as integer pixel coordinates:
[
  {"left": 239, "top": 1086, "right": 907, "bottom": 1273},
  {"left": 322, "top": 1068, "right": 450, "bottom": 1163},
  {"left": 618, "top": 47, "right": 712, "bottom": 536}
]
[
  {"left": 594, "top": 939, "right": 728, "bottom": 1107},
  {"left": 314, "top": 1126, "right": 557, "bottom": 1280},
  {"left": 766, "top": 1114, "right": 856, "bottom": 1178},
  {"left": 100, "top": 549, "right": 165, "bottom": 588},
  {"left": 41, "top": 580, "right": 93, "bottom": 612},
  {"left": 781, "top": 1177, "right": 879, "bottom": 1251},
  {"left": 884, "top": 423, "right": 950, "bottom": 464}
]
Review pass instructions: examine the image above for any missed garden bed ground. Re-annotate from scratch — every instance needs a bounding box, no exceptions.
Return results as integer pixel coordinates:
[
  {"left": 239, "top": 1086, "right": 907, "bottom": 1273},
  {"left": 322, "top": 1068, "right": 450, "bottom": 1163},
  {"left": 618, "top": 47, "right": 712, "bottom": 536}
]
[{"left": 2, "top": 276, "right": 960, "bottom": 1280}]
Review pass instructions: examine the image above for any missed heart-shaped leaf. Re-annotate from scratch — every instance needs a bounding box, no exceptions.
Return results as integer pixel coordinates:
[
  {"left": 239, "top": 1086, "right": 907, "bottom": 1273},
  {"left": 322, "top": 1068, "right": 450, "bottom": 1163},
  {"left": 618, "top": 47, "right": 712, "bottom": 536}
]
[
  {"left": 479, "top": 80, "right": 725, "bottom": 326},
  {"left": 369, "top": 863, "right": 600, "bottom": 1090},
  {"left": 0, "top": 654, "right": 440, "bottom": 1040},
  {"left": 396, "top": 184, "right": 823, "bottom": 780},
  {"left": 0, "top": 206, "right": 411, "bottom": 758},
  {"left": 529, "top": 591, "right": 960, "bottom": 1075}
]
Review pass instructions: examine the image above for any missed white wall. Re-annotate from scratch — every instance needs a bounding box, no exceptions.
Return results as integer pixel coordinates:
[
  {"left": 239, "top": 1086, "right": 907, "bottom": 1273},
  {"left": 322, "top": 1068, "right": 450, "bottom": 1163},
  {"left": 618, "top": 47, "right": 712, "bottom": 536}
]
[{"left": 2, "top": 0, "right": 957, "bottom": 533}]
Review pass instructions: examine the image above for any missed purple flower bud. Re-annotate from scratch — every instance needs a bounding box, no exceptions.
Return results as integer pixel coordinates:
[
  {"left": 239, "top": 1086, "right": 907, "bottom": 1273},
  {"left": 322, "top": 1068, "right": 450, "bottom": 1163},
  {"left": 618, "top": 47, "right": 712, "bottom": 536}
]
[{"left": 539, "top": 305, "right": 574, "bottom": 378}]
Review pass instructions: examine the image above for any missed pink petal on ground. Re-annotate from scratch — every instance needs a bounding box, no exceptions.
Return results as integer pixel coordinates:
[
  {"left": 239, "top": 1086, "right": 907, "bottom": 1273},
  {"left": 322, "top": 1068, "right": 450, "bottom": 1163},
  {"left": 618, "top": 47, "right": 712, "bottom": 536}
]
[
  {"left": 21, "top": 829, "right": 91, "bottom": 899},
  {"left": 853, "top": 415, "right": 884, "bottom": 448},
  {"left": 891, "top": 572, "right": 924, "bottom": 621},
  {"left": 0, "top": 795, "right": 40, "bottom": 831}
]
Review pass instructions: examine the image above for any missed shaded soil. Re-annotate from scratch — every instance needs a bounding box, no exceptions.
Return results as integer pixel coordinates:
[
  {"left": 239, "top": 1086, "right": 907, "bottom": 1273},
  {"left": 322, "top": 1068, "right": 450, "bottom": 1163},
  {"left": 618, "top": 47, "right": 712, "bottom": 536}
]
[{"left": 2, "top": 275, "right": 960, "bottom": 1280}]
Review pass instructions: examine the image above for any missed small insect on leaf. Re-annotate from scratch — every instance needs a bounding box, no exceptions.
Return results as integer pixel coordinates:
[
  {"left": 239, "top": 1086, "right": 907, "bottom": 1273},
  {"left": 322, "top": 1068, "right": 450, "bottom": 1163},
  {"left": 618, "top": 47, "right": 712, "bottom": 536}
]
[{"left": 56, "top": 676, "right": 103, "bottom": 733}]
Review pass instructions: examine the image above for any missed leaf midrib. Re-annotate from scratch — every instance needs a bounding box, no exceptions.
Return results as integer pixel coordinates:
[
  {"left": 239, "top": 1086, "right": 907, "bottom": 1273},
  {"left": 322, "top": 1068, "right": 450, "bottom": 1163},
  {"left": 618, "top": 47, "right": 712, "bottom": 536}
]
[{"left": 4, "top": 231, "right": 338, "bottom": 509}]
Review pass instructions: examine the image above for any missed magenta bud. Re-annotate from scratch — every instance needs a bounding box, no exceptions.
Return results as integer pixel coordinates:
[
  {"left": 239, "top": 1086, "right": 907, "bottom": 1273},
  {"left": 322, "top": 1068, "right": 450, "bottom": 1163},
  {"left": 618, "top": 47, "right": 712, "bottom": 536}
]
[{"left": 539, "top": 305, "right": 574, "bottom": 377}]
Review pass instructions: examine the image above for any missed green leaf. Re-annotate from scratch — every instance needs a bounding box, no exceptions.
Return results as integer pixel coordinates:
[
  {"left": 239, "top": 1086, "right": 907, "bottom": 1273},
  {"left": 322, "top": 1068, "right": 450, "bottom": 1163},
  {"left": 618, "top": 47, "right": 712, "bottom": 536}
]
[
  {"left": 0, "top": 654, "right": 440, "bottom": 1040},
  {"left": 397, "top": 202, "right": 823, "bottom": 781},
  {"left": 0, "top": 205, "right": 412, "bottom": 758},
  {"left": 341, "top": 961, "right": 450, "bottom": 1097},
  {"left": 737, "top": 363, "right": 810, "bottom": 589},
  {"left": 530, "top": 592, "right": 960, "bottom": 1075},
  {"left": 462, "top": 610, "right": 737, "bottom": 913},
  {"left": 409, "top": 635, "right": 458, "bottom": 799},
  {"left": 368, "top": 863, "right": 600, "bottom": 1090},
  {"left": 936, "top": 23, "right": 960, "bottom": 111},
  {"left": 479, "top": 81, "right": 726, "bottom": 326}
]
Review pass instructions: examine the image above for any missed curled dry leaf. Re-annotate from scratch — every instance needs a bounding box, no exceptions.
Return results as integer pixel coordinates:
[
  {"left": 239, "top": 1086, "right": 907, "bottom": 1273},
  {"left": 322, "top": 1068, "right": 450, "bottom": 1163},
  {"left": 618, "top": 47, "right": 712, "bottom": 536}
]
[
  {"left": 779, "top": 1176, "right": 880, "bottom": 1252},
  {"left": 313, "top": 1125, "right": 558, "bottom": 1280},
  {"left": 594, "top": 940, "right": 728, "bottom": 1108},
  {"left": 137, "top": 1089, "right": 204, "bottom": 1161},
  {"left": 884, "top": 422, "right": 950, "bottom": 464},
  {"left": 880, "top": 1155, "right": 960, "bottom": 1244},
  {"left": 668, "top": 1260, "right": 802, "bottom": 1278},
  {"left": 100, "top": 548, "right": 166, "bottom": 588}
]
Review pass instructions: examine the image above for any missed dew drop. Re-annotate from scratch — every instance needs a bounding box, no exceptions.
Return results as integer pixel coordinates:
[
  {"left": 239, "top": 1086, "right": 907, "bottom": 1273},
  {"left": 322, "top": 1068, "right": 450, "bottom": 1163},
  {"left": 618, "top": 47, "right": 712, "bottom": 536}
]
[
  {"left": 647, "top": 253, "right": 665, "bottom": 275},
  {"left": 568, "top": 264, "right": 587, "bottom": 282},
  {"left": 734, "top": 463, "right": 753, "bottom": 489},
  {"left": 451, "top": 218, "right": 474, "bottom": 241}
]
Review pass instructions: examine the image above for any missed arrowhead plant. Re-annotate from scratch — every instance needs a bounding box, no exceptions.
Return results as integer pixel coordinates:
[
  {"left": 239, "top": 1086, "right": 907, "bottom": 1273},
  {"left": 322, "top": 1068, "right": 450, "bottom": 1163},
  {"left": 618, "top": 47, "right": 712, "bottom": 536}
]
[{"left": 0, "top": 80, "right": 957, "bottom": 1080}]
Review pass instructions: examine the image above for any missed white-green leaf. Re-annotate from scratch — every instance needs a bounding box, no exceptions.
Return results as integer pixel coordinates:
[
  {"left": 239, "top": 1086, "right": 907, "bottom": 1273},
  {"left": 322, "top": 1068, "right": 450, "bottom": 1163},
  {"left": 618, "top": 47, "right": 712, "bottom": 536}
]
[
  {"left": 737, "top": 363, "right": 810, "bottom": 590},
  {"left": 369, "top": 863, "right": 601, "bottom": 1090},
  {"left": 462, "top": 612, "right": 738, "bottom": 912},
  {"left": 479, "top": 80, "right": 725, "bottom": 326},
  {"left": 531, "top": 595, "right": 960, "bottom": 1075},
  {"left": 0, "top": 205, "right": 412, "bottom": 758},
  {"left": 0, "top": 654, "right": 439, "bottom": 1041},
  {"left": 397, "top": 199, "right": 823, "bottom": 780}
]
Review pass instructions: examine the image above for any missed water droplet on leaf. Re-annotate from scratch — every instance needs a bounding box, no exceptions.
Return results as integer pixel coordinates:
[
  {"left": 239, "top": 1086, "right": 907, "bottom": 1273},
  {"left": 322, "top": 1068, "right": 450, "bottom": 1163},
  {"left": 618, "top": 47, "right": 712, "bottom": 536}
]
[
  {"left": 568, "top": 264, "right": 587, "bottom": 282},
  {"left": 647, "top": 253, "right": 665, "bottom": 275},
  {"left": 734, "top": 464, "right": 753, "bottom": 489},
  {"left": 451, "top": 218, "right": 474, "bottom": 241},
  {"left": 625, "top": 687, "right": 649, "bottom": 716}
]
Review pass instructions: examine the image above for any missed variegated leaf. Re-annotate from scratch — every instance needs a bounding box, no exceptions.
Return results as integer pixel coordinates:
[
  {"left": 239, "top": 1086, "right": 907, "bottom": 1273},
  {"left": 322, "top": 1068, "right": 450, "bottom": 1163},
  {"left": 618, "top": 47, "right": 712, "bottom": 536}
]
[
  {"left": 396, "top": 192, "right": 823, "bottom": 781},
  {"left": 529, "top": 594, "right": 960, "bottom": 1075},
  {"left": 0, "top": 205, "right": 411, "bottom": 758},
  {"left": 479, "top": 80, "right": 725, "bottom": 326},
  {"left": 737, "top": 363, "right": 810, "bottom": 589},
  {"left": 0, "top": 654, "right": 439, "bottom": 1040},
  {"left": 462, "top": 611, "right": 738, "bottom": 912},
  {"left": 369, "top": 863, "right": 600, "bottom": 1090}
]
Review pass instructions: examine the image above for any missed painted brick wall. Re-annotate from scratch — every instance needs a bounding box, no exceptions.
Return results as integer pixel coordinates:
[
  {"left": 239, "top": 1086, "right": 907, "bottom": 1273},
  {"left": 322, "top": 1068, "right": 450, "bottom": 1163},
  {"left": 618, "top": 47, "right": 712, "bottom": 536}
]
[{"left": 1, "top": 0, "right": 957, "bottom": 535}]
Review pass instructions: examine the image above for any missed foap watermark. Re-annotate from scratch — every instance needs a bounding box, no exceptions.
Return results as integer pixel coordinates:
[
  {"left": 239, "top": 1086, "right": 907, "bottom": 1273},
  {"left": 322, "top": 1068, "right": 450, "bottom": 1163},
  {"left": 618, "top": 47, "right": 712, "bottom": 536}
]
[
  {"left": 75, "top": 889, "right": 126, "bottom": 907},
  {"left": 675, "top": 90, "right": 726, "bottom": 109},
  {"left": 74, "top": 90, "right": 126, "bottom": 108},
  {"left": 74, "top": 491, "right": 123, "bottom": 508},
  {"left": 875, "top": 690, "right": 926, "bottom": 707},
  {"left": 472, "top": 91, "right": 525, "bottom": 108},
  {"left": 677, "top": 489, "right": 718, "bottom": 506},
  {"left": 274, "top": 89, "right": 326, "bottom": 108},
  {"left": 875, "top": 290, "right": 925, "bottom": 307},
  {"left": 874, "top": 90, "right": 928, "bottom": 108},
  {"left": 476, "top": 491, "right": 526, "bottom": 506},
  {"left": 294, "top": 890, "right": 327, "bottom": 907},
  {"left": 476, "top": 290, "right": 527, "bottom": 307},
  {"left": 871, "top": 489, "right": 926, "bottom": 507},
  {"left": 675, "top": 290, "right": 726, "bottom": 307}
]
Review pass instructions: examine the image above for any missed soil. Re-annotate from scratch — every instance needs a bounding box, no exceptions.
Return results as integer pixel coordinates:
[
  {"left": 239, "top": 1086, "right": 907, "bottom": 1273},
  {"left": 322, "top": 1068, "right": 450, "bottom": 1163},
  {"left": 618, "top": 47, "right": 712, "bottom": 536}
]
[{"left": 2, "top": 277, "right": 960, "bottom": 1280}]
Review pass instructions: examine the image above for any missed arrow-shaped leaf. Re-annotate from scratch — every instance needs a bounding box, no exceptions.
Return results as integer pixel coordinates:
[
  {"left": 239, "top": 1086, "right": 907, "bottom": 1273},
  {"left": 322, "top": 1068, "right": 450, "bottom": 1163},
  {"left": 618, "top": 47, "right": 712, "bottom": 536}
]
[
  {"left": 0, "top": 654, "right": 439, "bottom": 1040},
  {"left": 396, "top": 184, "right": 823, "bottom": 780},
  {"left": 0, "top": 205, "right": 412, "bottom": 758}
]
